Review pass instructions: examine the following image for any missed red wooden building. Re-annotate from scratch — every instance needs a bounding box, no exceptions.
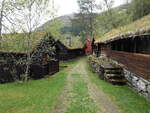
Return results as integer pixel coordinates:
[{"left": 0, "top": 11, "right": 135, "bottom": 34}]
[{"left": 85, "top": 39, "right": 92, "bottom": 53}]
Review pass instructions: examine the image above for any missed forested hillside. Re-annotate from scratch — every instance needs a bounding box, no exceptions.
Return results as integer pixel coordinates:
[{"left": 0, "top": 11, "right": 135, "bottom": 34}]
[
  {"left": 36, "top": 14, "right": 73, "bottom": 33},
  {"left": 36, "top": 4, "right": 129, "bottom": 40}
]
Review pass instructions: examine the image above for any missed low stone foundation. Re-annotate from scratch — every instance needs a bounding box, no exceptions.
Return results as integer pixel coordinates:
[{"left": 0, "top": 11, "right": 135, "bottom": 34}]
[
  {"left": 88, "top": 55, "right": 150, "bottom": 99},
  {"left": 124, "top": 69, "right": 150, "bottom": 98},
  {"left": 88, "top": 55, "right": 126, "bottom": 85}
]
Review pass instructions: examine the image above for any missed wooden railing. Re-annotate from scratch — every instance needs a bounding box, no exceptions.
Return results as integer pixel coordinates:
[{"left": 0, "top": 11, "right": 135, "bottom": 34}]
[{"left": 102, "top": 49, "right": 150, "bottom": 81}]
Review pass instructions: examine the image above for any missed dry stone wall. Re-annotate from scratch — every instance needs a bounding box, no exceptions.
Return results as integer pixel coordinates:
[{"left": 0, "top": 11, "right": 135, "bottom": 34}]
[
  {"left": 124, "top": 69, "right": 150, "bottom": 98},
  {"left": 88, "top": 55, "right": 150, "bottom": 99}
]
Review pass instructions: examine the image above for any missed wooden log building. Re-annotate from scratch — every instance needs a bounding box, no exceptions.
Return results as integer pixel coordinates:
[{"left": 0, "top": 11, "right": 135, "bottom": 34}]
[
  {"left": 0, "top": 33, "right": 59, "bottom": 83},
  {"left": 94, "top": 31, "right": 150, "bottom": 82},
  {"left": 93, "top": 15, "right": 150, "bottom": 97},
  {"left": 55, "top": 40, "right": 85, "bottom": 61},
  {"left": 0, "top": 32, "right": 85, "bottom": 83}
]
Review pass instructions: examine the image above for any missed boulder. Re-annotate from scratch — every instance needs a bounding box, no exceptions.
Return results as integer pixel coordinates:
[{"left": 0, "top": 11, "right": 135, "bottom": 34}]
[
  {"left": 147, "top": 85, "right": 150, "bottom": 94},
  {"left": 137, "top": 80, "right": 146, "bottom": 92}
]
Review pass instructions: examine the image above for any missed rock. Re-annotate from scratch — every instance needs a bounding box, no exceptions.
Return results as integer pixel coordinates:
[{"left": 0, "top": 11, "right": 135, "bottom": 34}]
[
  {"left": 126, "top": 74, "right": 132, "bottom": 83},
  {"left": 96, "top": 66, "right": 100, "bottom": 73},
  {"left": 132, "top": 75, "right": 138, "bottom": 81},
  {"left": 140, "top": 91, "right": 149, "bottom": 97},
  {"left": 132, "top": 76, "right": 139, "bottom": 87},
  {"left": 140, "top": 77, "right": 150, "bottom": 84},
  {"left": 124, "top": 70, "right": 132, "bottom": 82},
  {"left": 137, "top": 80, "right": 146, "bottom": 92},
  {"left": 147, "top": 85, "right": 150, "bottom": 94}
]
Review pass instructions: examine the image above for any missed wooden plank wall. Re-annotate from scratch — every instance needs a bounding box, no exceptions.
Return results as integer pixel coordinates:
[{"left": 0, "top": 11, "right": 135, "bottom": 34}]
[{"left": 103, "top": 50, "right": 150, "bottom": 81}]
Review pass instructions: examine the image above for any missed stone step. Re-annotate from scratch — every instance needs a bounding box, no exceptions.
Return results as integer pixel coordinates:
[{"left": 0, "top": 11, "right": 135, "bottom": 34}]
[
  {"left": 105, "top": 70, "right": 122, "bottom": 74},
  {"left": 103, "top": 67, "right": 122, "bottom": 70},
  {"left": 105, "top": 75, "right": 125, "bottom": 79},
  {"left": 111, "top": 81, "right": 126, "bottom": 85},
  {"left": 101, "top": 64, "right": 122, "bottom": 70},
  {"left": 108, "top": 79, "right": 127, "bottom": 84},
  {"left": 105, "top": 74, "right": 124, "bottom": 77},
  {"left": 104, "top": 66, "right": 122, "bottom": 70}
]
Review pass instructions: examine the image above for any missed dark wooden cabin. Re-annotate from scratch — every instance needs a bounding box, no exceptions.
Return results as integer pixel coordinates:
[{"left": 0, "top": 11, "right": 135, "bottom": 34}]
[
  {"left": 95, "top": 33, "right": 150, "bottom": 82},
  {"left": 55, "top": 40, "right": 85, "bottom": 61},
  {"left": 93, "top": 14, "right": 150, "bottom": 83},
  {"left": 0, "top": 33, "right": 85, "bottom": 83},
  {"left": 0, "top": 33, "right": 59, "bottom": 83}
]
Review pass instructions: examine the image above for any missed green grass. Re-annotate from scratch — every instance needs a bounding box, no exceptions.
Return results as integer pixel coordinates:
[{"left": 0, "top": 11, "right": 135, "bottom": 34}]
[
  {"left": 66, "top": 74, "right": 97, "bottom": 113},
  {"left": 0, "top": 71, "right": 67, "bottom": 113},
  {"left": 86, "top": 60, "right": 150, "bottom": 113}
]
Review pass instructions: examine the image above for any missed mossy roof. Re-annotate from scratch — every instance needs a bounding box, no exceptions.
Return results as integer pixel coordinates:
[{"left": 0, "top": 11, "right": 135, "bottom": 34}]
[
  {"left": 0, "top": 32, "right": 47, "bottom": 53},
  {"left": 0, "top": 32, "right": 83, "bottom": 54},
  {"left": 60, "top": 38, "right": 83, "bottom": 49},
  {"left": 95, "top": 14, "right": 150, "bottom": 43}
]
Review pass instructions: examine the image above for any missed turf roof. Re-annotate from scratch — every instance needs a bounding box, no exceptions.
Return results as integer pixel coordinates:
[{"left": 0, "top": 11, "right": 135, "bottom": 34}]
[
  {"left": 60, "top": 38, "right": 83, "bottom": 49},
  {"left": 95, "top": 14, "right": 150, "bottom": 43},
  {"left": 0, "top": 32, "right": 83, "bottom": 53},
  {"left": 0, "top": 32, "right": 47, "bottom": 53}
]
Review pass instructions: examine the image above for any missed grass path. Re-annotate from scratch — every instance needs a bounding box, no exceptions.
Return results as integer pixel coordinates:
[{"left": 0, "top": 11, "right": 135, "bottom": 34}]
[
  {"left": 1, "top": 57, "right": 150, "bottom": 113},
  {"left": 52, "top": 57, "right": 150, "bottom": 113},
  {"left": 52, "top": 61, "right": 75, "bottom": 113},
  {"left": 52, "top": 58, "right": 122, "bottom": 113},
  {"left": 78, "top": 60, "right": 122, "bottom": 113}
]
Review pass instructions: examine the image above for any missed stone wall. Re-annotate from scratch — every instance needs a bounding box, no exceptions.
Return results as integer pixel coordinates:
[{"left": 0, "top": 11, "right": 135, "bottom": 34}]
[
  {"left": 88, "top": 55, "right": 150, "bottom": 99},
  {"left": 111, "top": 58, "right": 150, "bottom": 99},
  {"left": 109, "top": 57, "right": 150, "bottom": 99},
  {"left": 124, "top": 69, "right": 150, "bottom": 98},
  {"left": 87, "top": 55, "right": 104, "bottom": 79}
]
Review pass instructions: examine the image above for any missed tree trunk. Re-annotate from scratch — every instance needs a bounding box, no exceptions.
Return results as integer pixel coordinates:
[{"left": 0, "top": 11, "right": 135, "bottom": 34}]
[
  {"left": 24, "top": 52, "right": 31, "bottom": 81},
  {"left": 0, "top": 0, "right": 5, "bottom": 48}
]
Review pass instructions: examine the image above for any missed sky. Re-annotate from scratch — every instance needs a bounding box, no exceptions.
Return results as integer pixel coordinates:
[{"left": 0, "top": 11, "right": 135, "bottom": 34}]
[
  {"left": 54, "top": 0, "right": 125, "bottom": 16},
  {"left": 40, "top": 0, "right": 126, "bottom": 28},
  {"left": 2, "top": 0, "right": 126, "bottom": 33}
]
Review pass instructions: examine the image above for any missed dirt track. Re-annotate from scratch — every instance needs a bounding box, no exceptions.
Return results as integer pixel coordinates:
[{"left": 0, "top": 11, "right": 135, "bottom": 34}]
[{"left": 52, "top": 58, "right": 122, "bottom": 113}]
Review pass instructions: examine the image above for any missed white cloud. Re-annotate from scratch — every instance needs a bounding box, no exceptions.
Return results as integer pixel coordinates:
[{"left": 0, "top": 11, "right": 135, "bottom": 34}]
[{"left": 55, "top": 0, "right": 78, "bottom": 16}]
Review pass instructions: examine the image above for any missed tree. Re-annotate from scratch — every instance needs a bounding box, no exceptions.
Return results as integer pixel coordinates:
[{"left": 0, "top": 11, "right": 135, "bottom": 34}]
[
  {"left": 75, "top": 0, "right": 96, "bottom": 43},
  {"left": 130, "top": 0, "right": 150, "bottom": 20},
  {"left": 95, "top": 0, "right": 131, "bottom": 36},
  {"left": 0, "top": 0, "right": 5, "bottom": 40},
  {"left": 0, "top": 0, "right": 20, "bottom": 47},
  {"left": 98, "top": 0, "right": 117, "bottom": 30},
  {"left": 14, "top": 0, "right": 56, "bottom": 81},
  {"left": 44, "top": 19, "right": 63, "bottom": 39}
]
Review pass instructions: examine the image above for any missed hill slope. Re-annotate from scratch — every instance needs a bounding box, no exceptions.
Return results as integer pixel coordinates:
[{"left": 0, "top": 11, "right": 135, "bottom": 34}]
[
  {"left": 36, "top": 14, "right": 74, "bottom": 33},
  {"left": 96, "top": 14, "right": 150, "bottom": 43},
  {"left": 36, "top": 4, "right": 129, "bottom": 37}
]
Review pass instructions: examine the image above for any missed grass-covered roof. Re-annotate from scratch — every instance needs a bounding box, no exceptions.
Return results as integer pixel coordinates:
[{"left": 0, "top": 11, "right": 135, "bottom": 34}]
[
  {"left": 96, "top": 14, "right": 150, "bottom": 43},
  {"left": 0, "top": 32, "right": 84, "bottom": 54},
  {"left": 0, "top": 32, "right": 47, "bottom": 53},
  {"left": 60, "top": 38, "right": 83, "bottom": 49}
]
